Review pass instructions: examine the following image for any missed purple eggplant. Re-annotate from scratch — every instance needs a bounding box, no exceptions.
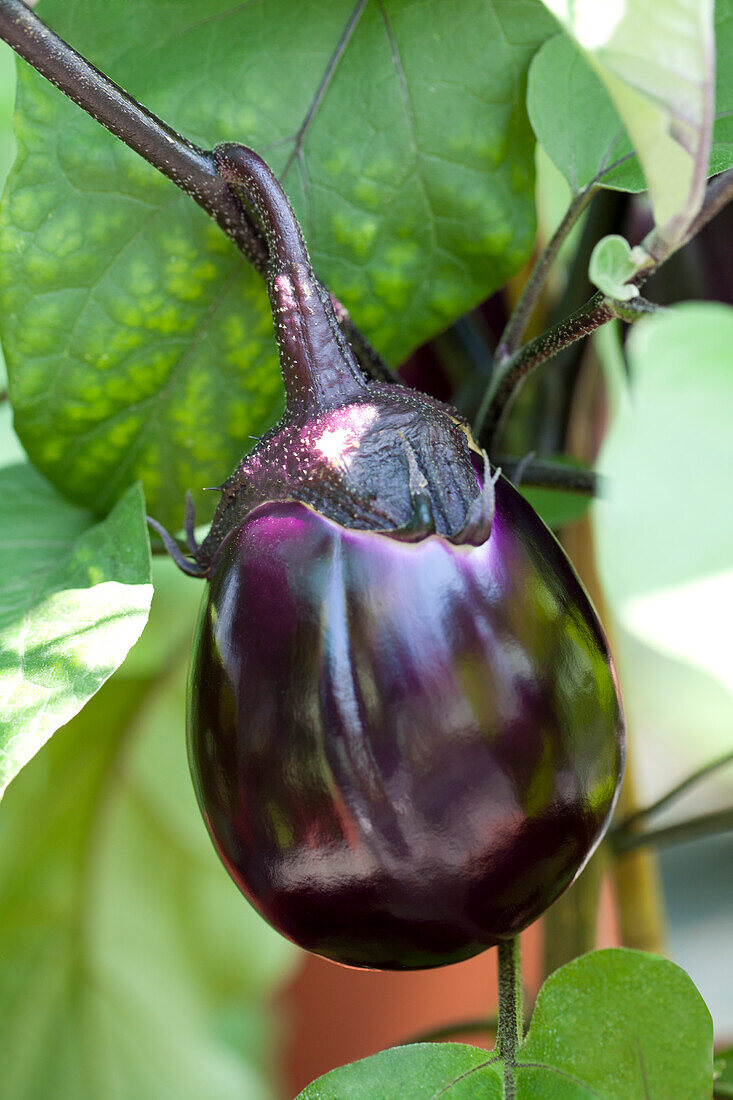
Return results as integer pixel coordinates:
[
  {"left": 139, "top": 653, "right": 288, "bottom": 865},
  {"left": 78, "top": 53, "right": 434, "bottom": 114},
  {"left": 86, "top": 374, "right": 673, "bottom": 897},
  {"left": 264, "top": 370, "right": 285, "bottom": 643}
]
[{"left": 157, "top": 146, "right": 625, "bottom": 970}]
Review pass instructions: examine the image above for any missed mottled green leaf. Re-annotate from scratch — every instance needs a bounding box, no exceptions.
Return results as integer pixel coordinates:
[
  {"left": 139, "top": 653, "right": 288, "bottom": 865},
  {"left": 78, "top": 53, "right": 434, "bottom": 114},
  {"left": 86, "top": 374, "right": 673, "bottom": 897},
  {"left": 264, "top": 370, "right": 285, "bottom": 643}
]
[
  {"left": 0, "top": 0, "right": 555, "bottom": 530},
  {"left": 0, "top": 466, "right": 152, "bottom": 794},
  {"left": 538, "top": 0, "right": 721, "bottom": 242},
  {"left": 515, "top": 949, "right": 714, "bottom": 1099},
  {"left": 0, "top": 611, "right": 296, "bottom": 1098},
  {"left": 297, "top": 1043, "right": 503, "bottom": 1099}
]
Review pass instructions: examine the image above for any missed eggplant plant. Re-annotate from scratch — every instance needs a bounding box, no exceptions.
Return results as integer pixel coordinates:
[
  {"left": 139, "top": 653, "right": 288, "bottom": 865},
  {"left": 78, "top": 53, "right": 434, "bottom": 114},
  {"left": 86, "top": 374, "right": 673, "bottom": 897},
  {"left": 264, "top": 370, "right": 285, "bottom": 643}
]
[{"left": 0, "top": 1, "right": 730, "bottom": 1098}]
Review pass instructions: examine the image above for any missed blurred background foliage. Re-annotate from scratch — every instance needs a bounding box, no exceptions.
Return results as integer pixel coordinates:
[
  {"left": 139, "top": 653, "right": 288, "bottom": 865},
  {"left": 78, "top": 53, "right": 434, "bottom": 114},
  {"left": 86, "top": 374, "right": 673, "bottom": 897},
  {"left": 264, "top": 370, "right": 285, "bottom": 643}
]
[{"left": 0, "top": 4, "right": 731, "bottom": 1097}]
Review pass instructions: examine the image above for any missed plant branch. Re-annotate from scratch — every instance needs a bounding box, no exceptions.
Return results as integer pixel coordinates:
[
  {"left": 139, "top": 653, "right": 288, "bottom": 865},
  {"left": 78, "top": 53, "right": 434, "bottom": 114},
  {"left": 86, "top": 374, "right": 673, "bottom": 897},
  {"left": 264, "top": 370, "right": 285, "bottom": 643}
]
[
  {"left": 614, "top": 749, "right": 733, "bottom": 836},
  {"left": 475, "top": 293, "right": 615, "bottom": 446},
  {"left": 612, "top": 807, "right": 733, "bottom": 855},
  {"left": 643, "top": 167, "right": 733, "bottom": 265},
  {"left": 495, "top": 186, "right": 597, "bottom": 366},
  {"left": 475, "top": 167, "right": 733, "bottom": 449},
  {"left": 0, "top": 0, "right": 395, "bottom": 382},
  {"left": 497, "top": 937, "right": 522, "bottom": 1098},
  {"left": 497, "top": 455, "right": 600, "bottom": 495}
]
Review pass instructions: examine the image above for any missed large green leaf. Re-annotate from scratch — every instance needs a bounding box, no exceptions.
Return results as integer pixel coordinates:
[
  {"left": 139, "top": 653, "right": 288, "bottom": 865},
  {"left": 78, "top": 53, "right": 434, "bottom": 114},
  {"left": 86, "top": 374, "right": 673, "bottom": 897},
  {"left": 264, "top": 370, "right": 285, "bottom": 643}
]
[
  {"left": 0, "top": 595, "right": 296, "bottom": 1099},
  {"left": 540, "top": 0, "right": 718, "bottom": 244},
  {"left": 297, "top": 1043, "right": 503, "bottom": 1099},
  {"left": 0, "top": 466, "right": 152, "bottom": 795},
  {"left": 0, "top": 0, "right": 555, "bottom": 531},
  {"left": 515, "top": 949, "right": 713, "bottom": 1099}
]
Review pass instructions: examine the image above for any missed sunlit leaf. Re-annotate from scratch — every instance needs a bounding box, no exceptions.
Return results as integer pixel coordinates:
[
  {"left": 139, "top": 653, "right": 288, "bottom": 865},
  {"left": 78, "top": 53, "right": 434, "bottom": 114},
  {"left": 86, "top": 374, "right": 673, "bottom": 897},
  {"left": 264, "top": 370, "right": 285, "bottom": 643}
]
[
  {"left": 0, "top": 467, "right": 152, "bottom": 794},
  {"left": 539, "top": 0, "right": 718, "bottom": 243}
]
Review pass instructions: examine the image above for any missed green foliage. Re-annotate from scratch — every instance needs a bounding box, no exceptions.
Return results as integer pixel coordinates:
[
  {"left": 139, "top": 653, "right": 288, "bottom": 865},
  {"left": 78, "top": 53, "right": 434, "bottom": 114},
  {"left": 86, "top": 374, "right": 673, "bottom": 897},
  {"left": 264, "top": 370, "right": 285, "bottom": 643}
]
[
  {"left": 520, "top": 483, "right": 591, "bottom": 531},
  {"left": 594, "top": 303, "right": 733, "bottom": 712},
  {"left": 0, "top": 40, "right": 14, "bottom": 189},
  {"left": 0, "top": 466, "right": 152, "bottom": 796},
  {"left": 516, "top": 949, "right": 713, "bottom": 1099},
  {"left": 298, "top": 949, "right": 713, "bottom": 1098},
  {"left": 527, "top": 34, "right": 641, "bottom": 194},
  {"left": 0, "top": 563, "right": 296, "bottom": 1099},
  {"left": 0, "top": 0, "right": 555, "bottom": 532},
  {"left": 529, "top": 1, "right": 733, "bottom": 201},
  {"left": 595, "top": 303, "right": 733, "bottom": 598},
  {"left": 538, "top": 0, "right": 724, "bottom": 242},
  {"left": 297, "top": 1043, "right": 503, "bottom": 1098}
]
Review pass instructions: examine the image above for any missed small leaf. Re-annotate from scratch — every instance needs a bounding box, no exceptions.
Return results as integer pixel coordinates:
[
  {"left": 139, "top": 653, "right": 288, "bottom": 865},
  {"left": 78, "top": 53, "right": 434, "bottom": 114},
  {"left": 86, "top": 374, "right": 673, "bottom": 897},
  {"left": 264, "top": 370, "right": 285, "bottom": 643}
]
[
  {"left": 0, "top": 466, "right": 152, "bottom": 794},
  {"left": 296, "top": 1043, "right": 503, "bottom": 1099},
  {"left": 588, "top": 234, "right": 644, "bottom": 300},
  {"left": 516, "top": 948, "right": 714, "bottom": 1099},
  {"left": 540, "top": 0, "right": 718, "bottom": 245}
]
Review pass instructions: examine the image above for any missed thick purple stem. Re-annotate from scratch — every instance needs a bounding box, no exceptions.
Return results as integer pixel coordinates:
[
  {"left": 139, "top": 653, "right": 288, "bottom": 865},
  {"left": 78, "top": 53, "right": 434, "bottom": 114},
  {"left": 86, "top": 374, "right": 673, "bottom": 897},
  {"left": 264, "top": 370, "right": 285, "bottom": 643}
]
[{"left": 214, "top": 144, "right": 368, "bottom": 415}]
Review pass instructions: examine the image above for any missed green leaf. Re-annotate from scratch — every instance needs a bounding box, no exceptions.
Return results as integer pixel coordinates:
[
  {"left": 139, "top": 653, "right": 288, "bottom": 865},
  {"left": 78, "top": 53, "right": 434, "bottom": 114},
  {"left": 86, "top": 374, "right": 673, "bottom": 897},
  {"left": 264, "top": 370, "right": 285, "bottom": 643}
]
[
  {"left": 0, "top": 642, "right": 296, "bottom": 1097},
  {"left": 0, "top": 466, "right": 152, "bottom": 795},
  {"left": 588, "top": 234, "right": 644, "bottom": 300},
  {"left": 0, "top": 0, "right": 555, "bottom": 532},
  {"left": 520, "top": 485, "right": 591, "bottom": 531},
  {"left": 515, "top": 949, "right": 714, "bottom": 1099},
  {"left": 539, "top": 0, "right": 719, "bottom": 242},
  {"left": 528, "top": 7, "right": 733, "bottom": 199},
  {"left": 527, "top": 33, "right": 642, "bottom": 194},
  {"left": 296, "top": 1043, "right": 503, "bottom": 1099},
  {"left": 297, "top": 950, "right": 713, "bottom": 1098},
  {"left": 594, "top": 303, "right": 733, "bottom": 693}
]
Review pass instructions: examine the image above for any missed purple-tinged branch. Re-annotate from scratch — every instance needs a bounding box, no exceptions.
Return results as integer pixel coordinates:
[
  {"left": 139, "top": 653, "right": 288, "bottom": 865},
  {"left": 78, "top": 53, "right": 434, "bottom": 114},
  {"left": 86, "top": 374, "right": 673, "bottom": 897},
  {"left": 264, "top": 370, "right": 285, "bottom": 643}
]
[
  {"left": 497, "top": 456, "right": 600, "bottom": 496},
  {"left": 214, "top": 144, "right": 368, "bottom": 414},
  {"left": 476, "top": 293, "right": 615, "bottom": 447},
  {"left": 477, "top": 167, "right": 733, "bottom": 449},
  {"left": 614, "top": 749, "right": 733, "bottom": 836},
  {"left": 612, "top": 807, "right": 733, "bottom": 854},
  {"left": 495, "top": 186, "right": 597, "bottom": 367}
]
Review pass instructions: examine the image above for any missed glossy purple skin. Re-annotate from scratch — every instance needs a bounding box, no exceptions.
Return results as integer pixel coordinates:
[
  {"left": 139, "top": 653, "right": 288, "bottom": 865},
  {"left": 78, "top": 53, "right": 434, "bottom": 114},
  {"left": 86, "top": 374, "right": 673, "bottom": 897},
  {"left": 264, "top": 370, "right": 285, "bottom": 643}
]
[{"left": 188, "top": 476, "right": 624, "bottom": 970}]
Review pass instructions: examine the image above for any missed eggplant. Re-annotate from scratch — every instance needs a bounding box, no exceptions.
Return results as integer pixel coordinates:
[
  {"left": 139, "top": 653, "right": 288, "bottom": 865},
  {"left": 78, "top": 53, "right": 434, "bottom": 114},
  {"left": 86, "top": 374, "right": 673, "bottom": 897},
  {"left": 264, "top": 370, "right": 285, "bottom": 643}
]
[{"left": 156, "top": 146, "right": 624, "bottom": 970}]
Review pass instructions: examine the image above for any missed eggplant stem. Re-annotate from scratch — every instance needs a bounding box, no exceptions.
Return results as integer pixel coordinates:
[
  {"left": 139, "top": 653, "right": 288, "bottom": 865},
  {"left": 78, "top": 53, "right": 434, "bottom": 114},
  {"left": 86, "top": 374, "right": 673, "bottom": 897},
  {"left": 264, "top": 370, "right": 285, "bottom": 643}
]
[{"left": 497, "top": 936, "right": 523, "bottom": 1098}]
